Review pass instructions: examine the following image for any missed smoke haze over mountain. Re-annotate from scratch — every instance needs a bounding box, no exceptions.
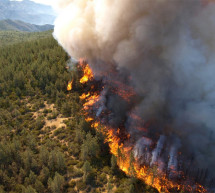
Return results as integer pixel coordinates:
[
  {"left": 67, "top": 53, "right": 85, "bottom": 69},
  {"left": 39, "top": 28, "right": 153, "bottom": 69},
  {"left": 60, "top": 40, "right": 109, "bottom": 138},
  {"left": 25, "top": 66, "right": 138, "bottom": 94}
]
[{"left": 0, "top": 0, "right": 56, "bottom": 25}]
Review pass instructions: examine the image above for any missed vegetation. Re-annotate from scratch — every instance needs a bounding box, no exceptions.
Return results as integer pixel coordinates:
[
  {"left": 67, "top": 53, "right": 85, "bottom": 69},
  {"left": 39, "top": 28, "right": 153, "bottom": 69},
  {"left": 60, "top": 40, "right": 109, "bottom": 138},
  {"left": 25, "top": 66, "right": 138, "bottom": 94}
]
[
  {"left": 0, "top": 30, "right": 52, "bottom": 47},
  {"left": 0, "top": 32, "right": 157, "bottom": 192}
]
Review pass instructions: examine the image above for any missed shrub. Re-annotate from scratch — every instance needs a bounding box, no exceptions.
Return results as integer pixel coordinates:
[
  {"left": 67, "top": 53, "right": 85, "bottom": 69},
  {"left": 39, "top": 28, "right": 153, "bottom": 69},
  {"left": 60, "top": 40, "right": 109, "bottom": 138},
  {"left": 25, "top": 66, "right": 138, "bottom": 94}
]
[
  {"left": 76, "top": 161, "right": 84, "bottom": 168},
  {"left": 71, "top": 169, "right": 83, "bottom": 178},
  {"left": 76, "top": 181, "right": 86, "bottom": 191},
  {"left": 68, "top": 159, "right": 79, "bottom": 165},
  {"left": 103, "top": 166, "right": 110, "bottom": 174},
  {"left": 69, "top": 180, "right": 76, "bottom": 188},
  {"left": 98, "top": 173, "right": 107, "bottom": 184}
]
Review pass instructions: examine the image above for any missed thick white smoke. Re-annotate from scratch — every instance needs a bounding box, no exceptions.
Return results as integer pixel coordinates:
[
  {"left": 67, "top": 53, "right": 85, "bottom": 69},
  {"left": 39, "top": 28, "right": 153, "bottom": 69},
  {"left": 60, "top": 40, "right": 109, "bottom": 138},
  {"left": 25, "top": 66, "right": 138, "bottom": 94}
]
[{"left": 53, "top": 0, "right": 215, "bottom": 185}]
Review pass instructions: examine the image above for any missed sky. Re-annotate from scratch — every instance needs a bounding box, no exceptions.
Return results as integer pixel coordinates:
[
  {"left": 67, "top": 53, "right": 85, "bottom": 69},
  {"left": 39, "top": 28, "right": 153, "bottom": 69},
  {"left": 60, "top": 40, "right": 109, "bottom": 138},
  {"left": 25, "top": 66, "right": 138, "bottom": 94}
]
[
  {"left": 31, "top": 0, "right": 57, "bottom": 5},
  {"left": 10, "top": 0, "right": 57, "bottom": 6},
  {"left": 7, "top": 0, "right": 57, "bottom": 24}
]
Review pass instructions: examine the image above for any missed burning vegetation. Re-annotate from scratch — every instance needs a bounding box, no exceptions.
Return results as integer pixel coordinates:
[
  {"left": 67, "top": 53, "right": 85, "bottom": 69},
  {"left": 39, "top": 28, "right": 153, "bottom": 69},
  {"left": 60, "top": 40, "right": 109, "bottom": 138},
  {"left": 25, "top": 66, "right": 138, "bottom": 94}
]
[
  {"left": 67, "top": 60, "right": 209, "bottom": 193},
  {"left": 79, "top": 63, "right": 94, "bottom": 84},
  {"left": 54, "top": 0, "right": 215, "bottom": 192},
  {"left": 67, "top": 80, "right": 73, "bottom": 91}
]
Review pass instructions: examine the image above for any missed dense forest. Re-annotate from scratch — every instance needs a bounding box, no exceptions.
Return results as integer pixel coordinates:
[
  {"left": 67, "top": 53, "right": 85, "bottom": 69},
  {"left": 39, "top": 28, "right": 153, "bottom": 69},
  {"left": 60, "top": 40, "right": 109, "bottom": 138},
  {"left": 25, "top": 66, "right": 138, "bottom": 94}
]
[
  {"left": 0, "top": 31, "right": 157, "bottom": 193},
  {"left": 0, "top": 31, "right": 52, "bottom": 47}
]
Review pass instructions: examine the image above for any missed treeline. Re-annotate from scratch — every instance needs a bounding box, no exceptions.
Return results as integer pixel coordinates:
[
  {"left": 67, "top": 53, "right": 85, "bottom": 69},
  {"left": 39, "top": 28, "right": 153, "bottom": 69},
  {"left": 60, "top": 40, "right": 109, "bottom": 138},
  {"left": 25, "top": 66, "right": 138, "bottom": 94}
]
[
  {"left": 0, "top": 30, "right": 52, "bottom": 47},
  {"left": 0, "top": 35, "right": 69, "bottom": 98},
  {"left": 0, "top": 34, "right": 157, "bottom": 192}
]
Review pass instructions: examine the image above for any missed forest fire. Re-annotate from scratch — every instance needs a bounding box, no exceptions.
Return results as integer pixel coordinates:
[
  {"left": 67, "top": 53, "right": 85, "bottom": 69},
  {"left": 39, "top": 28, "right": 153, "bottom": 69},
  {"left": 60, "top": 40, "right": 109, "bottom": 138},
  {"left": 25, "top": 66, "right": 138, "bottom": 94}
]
[
  {"left": 67, "top": 80, "right": 73, "bottom": 91},
  {"left": 79, "top": 61, "right": 94, "bottom": 84},
  {"left": 67, "top": 61, "right": 208, "bottom": 193},
  {"left": 56, "top": 0, "right": 215, "bottom": 192},
  {"left": 79, "top": 92, "right": 90, "bottom": 100},
  {"left": 83, "top": 94, "right": 100, "bottom": 110}
]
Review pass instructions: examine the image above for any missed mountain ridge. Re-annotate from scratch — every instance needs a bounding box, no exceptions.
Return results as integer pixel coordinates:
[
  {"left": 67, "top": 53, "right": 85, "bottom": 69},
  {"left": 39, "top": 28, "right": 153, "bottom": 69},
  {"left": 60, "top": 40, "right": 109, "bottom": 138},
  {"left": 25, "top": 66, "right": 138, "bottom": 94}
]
[
  {"left": 0, "top": 0, "right": 56, "bottom": 25},
  {"left": 0, "top": 19, "right": 54, "bottom": 32}
]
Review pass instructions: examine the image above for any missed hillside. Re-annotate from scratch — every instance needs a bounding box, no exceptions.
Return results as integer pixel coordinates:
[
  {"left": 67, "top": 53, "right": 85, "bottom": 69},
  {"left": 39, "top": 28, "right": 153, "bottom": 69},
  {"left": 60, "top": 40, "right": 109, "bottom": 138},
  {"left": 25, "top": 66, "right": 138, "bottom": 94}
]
[
  {"left": 0, "top": 0, "right": 55, "bottom": 25},
  {"left": 0, "top": 33, "right": 157, "bottom": 193},
  {"left": 0, "top": 30, "right": 52, "bottom": 47},
  {"left": 0, "top": 19, "right": 53, "bottom": 32}
]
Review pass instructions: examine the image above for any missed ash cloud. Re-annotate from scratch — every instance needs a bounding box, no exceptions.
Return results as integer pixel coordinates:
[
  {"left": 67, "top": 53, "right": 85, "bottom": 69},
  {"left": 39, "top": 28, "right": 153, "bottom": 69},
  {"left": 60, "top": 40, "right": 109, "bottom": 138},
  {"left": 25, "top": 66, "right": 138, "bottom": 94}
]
[{"left": 53, "top": 0, "right": 215, "bottom": 187}]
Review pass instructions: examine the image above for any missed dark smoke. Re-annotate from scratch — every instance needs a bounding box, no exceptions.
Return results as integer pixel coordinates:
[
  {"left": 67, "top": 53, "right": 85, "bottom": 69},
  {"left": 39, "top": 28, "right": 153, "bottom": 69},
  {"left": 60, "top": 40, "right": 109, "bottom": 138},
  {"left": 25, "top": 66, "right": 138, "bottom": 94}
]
[{"left": 53, "top": 0, "right": 215, "bottom": 189}]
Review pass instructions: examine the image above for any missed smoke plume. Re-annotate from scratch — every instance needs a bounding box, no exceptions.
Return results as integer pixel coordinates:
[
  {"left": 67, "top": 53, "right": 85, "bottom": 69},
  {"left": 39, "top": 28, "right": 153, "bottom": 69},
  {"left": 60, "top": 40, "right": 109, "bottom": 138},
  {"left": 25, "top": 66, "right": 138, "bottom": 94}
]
[{"left": 53, "top": 0, "right": 215, "bottom": 188}]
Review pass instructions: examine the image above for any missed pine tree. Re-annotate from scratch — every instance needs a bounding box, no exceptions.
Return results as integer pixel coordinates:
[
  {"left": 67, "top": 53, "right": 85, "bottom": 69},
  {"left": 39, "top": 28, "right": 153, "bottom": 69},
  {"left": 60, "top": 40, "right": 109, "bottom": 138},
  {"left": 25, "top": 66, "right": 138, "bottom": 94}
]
[
  {"left": 48, "top": 172, "right": 65, "bottom": 193},
  {"left": 111, "top": 155, "right": 117, "bottom": 172},
  {"left": 82, "top": 160, "right": 92, "bottom": 182},
  {"left": 128, "top": 151, "right": 136, "bottom": 177}
]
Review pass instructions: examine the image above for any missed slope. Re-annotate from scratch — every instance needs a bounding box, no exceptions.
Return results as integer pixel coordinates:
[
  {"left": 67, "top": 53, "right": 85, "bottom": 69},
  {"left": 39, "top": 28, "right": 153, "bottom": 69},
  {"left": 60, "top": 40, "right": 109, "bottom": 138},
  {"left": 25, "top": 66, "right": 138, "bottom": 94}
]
[
  {"left": 0, "top": 32, "right": 157, "bottom": 193},
  {"left": 0, "top": 19, "right": 53, "bottom": 32},
  {"left": 0, "top": 30, "right": 52, "bottom": 47},
  {"left": 0, "top": 0, "right": 55, "bottom": 25}
]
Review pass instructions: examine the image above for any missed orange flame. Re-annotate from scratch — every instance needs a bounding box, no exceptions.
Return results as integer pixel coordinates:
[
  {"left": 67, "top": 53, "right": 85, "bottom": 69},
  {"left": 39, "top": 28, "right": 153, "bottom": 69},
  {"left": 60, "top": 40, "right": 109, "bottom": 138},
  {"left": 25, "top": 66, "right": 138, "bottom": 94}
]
[
  {"left": 80, "top": 64, "right": 94, "bottom": 84},
  {"left": 70, "top": 60, "right": 207, "bottom": 193},
  {"left": 67, "top": 80, "right": 73, "bottom": 91},
  {"left": 85, "top": 117, "right": 94, "bottom": 122},
  {"left": 83, "top": 94, "right": 100, "bottom": 110},
  {"left": 96, "top": 124, "right": 207, "bottom": 193},
  {"left": 80, "top": 92, "right": 90, "bottom": 100}
]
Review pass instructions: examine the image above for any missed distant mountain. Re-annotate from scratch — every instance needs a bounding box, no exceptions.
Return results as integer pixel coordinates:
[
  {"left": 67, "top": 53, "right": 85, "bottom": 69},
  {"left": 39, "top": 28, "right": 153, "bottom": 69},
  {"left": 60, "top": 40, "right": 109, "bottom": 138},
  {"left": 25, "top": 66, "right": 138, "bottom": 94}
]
[
  {"left": 0, "top": 0, "right": 56, "bottom": 25},
  {"left": 0, "top": 19, "right": 54, "bottom": 32}
]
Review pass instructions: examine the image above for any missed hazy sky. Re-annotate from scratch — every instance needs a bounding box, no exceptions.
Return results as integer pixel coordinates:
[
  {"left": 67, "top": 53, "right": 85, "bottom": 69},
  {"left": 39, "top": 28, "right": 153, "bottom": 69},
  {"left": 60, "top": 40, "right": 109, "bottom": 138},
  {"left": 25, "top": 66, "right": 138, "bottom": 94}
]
[
  {"left": 10, "top": 0, "right": 57, "bottom": 6},
  {"left": 7, "top": 0, "right": 57, "bottom": 24},
  {"left": 31, "top": 0, "right": 57, "bottom": 5}
]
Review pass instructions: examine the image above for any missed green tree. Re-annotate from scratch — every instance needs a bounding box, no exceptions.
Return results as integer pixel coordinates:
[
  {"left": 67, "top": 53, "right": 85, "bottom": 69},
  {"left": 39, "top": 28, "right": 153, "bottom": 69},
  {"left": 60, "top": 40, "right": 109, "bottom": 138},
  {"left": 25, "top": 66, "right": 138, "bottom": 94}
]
[
  {"left": 128, "top": 152, "right": 136, "bottom": 177},
  {"left": 29, "top": 171, "right": 37, "bottom": 185},
  {"left": 126, "top": 184, "right": 135, "bottom": 193},
  {"left": 111, "top": 155, "right": 117, "bottom": 172},
  {"left": 81, "top": 133, "right": 99, "bottom": 161},
  {"left": 48, "top": 150, "right": 66, "bottom": 174},
  {"left": 61, "top": 102, "right": 71, "bottom": 117},
  {"left": 82, "top": 161, "right": 92, "bottom": 182},
  {"left": 48, "top": 172, "right": 65, "bottom": 193},
  {"left": 22, "top": 185, "right": 37, "bottom": 193},
  {"left": 39, "top": 148, "right": 49, "bottom": 166},
  {"left": 34, "top": 179, "right": 45, "bottom": 193},
  {"left": 107, "top": 179, "right": 113, "bottom": 193},
  {"left": 38, "top": 167, "right": 50, "bottom": 185}
]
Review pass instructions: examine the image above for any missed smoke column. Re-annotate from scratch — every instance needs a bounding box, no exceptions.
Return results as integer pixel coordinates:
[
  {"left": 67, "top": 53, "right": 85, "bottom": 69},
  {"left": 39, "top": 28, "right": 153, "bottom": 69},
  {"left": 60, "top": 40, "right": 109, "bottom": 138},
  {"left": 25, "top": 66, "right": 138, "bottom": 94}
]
[{"left": 53, "top": 0, "right": 215, "bottom": 188}]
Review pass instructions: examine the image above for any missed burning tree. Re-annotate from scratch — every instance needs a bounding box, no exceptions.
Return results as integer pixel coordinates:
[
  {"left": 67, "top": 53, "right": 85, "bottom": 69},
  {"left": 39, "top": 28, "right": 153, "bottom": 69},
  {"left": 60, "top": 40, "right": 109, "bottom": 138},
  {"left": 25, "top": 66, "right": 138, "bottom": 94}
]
[
  {"left": 67, "top": 60, "right": 208, "bottom": 193},
  {"left": 54, "top": 0, "right": 215, "bottom": 192}
]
